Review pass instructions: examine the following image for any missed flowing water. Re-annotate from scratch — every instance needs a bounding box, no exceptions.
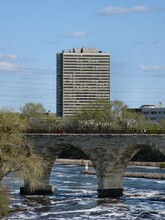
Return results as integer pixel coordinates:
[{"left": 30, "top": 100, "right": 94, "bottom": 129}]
[{"left": 2, "top": 164, "right": 165, "bottom": 219}]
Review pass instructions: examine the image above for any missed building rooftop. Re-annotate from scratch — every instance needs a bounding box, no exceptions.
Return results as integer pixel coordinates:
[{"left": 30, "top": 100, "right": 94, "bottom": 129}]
[
  {"left": 62, "top": 47, "right": 106, "bottom": 54},
  {"left": 140, "top": 105, "right": 157, "bottom": 109}
]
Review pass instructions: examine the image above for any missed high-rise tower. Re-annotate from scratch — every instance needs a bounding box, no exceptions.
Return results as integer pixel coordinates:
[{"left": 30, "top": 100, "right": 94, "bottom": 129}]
[{"left": 56, "top": 48, "right": 110, "bottom": 116}]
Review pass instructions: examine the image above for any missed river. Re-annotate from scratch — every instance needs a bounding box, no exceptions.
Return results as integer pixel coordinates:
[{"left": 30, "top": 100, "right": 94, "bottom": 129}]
[{"left": 2, "top": 164, "right": 165, "bottom": 219}]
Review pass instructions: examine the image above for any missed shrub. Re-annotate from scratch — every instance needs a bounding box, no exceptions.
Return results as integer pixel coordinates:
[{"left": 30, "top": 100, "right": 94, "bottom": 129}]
[{"left": 160, "top": 162, "right": 165, "bottom": 168}]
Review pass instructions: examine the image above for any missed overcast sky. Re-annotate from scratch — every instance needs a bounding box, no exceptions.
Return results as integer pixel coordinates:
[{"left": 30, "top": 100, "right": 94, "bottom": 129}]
[{"left": 0, "top": 0, "right": 165, "bottom": 112}]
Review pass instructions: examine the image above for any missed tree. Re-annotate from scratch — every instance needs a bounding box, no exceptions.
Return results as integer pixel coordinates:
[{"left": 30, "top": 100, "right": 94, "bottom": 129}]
[
  {"left": 0, "top": 109, "right": 44, "bottom": 215},
  {"left": 70, "top": 99, "right": 128, "bottom": 132},
  {"left": 20, "top": 102, "right": 46, "bottom": 118},
  {"left": 0, "top": 109, "right": 44, "bottom": 183},
  {"left": 20, "top": 102, "right": 48, "bottom": 131},
  {"left": 121, "top": 109, "right": 160, "bottom": 132},
  {"left": 70, "top": 99, "right": 161, "bottom": 133},
  {"left": 121, "top": 109, "right": 147, "bottom": 131},
  {"left": 107, "top": 100, "right": 128, "bottom": 130},
  {"left": 0, "top": 188, "right": 9, "bottom": 217},
  {"left": 160, "top": 119, "right": 165, "bottom": 131}
]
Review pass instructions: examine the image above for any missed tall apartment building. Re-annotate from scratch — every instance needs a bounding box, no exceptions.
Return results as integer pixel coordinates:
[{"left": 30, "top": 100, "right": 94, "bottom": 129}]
[{"left": 56, "top": 48, "right": 110, "bottom": 116}]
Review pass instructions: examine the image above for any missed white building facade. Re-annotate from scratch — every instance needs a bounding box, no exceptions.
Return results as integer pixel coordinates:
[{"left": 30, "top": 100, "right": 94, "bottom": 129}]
[
  {"left": 56, "top": 48, "right": 110, "bottom": 116},
  {"left": 131, "top": 105, "right": 165, "bottom": 122}
]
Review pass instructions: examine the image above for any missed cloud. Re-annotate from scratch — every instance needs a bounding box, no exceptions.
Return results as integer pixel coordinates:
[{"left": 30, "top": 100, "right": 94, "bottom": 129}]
[
  {"left": 0, "top": 53, "right": 20, "bottom": 72},
  {"left": 98, "top": 5, "right": 160, "bottom": 15},
  {"left": 64, "top": 31, "right": 90, "bottom": 38},
  {"left": 0, "top": 61, "right": 19, "bottom": 71},
  {"left": 0, "top": 53, "right": 17, "bottom": 60},
  {"left": 139, "top": 64, "right": 165, "bottom": 72},
  {"left": 0, "top": 61, "right": 54, "bottom": 75},
  {"left": 0, "top": 52, "right": 54, "bottom": 75}
]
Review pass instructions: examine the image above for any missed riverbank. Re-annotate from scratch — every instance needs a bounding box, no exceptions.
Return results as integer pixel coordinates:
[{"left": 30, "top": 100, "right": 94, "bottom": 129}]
[
  {"left": 82, "top": 170, "right": 165, "bottom": 180},
  {"left": 56, "top": 159, "right": 161, "bottom": 167},
  {"left": 56, "top": 159, "right": 165, "bottom": 180}
]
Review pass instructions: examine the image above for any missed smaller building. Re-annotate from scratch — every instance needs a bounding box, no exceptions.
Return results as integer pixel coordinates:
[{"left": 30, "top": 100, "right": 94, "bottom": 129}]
[{"left": 130, "top": 105, "right": 165, "bottom": 123}]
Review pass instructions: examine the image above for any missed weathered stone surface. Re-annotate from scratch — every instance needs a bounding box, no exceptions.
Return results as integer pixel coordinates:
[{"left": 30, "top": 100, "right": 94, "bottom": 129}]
[{"left": 22, "top": 133, "right": 165, "bottom": 198}]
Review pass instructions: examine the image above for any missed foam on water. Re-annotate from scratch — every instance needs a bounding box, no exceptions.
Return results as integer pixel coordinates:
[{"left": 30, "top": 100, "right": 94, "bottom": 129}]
[
  {"left": 3, "top": 197, "right": 165, "bottom": 220},
  {"left": 2, "top": 164, "right": 165, "bottom": 220}
]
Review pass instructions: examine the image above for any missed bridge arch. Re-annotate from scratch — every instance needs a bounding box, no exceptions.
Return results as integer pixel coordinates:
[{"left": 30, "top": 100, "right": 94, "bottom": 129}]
[
  {"left": 21, "top": 133, "right": 165, "bottom": 198},
  {"left": 20, "top": 138, "right": 99, "bottom": 196},
  {"left": 117, "top": 137, "right": 165, "bottom": 172}
]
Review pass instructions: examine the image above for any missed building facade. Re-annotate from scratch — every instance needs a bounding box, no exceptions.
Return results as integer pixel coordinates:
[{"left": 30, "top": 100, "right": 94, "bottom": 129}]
[
  {"left": 130, "top": 105, "right": 165, "bottom": 123},
  {"left": 56, "top": 48, "right": 110, "bottom": 116}
]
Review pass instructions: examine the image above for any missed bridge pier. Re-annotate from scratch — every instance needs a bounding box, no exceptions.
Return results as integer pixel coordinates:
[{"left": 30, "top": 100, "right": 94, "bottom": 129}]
[
  {"left": 98, "top": 188, "right": 123, "bottom": 198},
  {"left": 20, "top": 185, "right": 54, "bottom": 195},
  {"left": 97, "top": 173, "right": 123, "bottom": 198},
  {"left": 20, "top": 160, "right": 55, "bottom": 195},
  {"left": 24, "top": 133, "right": 165, "bottom": 198}
]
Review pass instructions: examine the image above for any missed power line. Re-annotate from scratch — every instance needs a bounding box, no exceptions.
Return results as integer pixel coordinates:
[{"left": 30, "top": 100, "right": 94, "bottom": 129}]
[
  {"left": 111, "top": 73, "right": 165, "bottom": 78},
  {"left": 0, "top": 98, "right": 55, "bottom": 104},
  {"left": 1, "top": 81, "right": 164, "bottom": 91},
  {"left": 0, "top": 85, "right": 55, "bottom": 91},
  {"left": 0, "top": 65, "right": 54, "bottom": 75},
  {"left": 0, "top": 94, "right": 54, "bottom": 100},
  {"left": 0, "top": 80, "right": 55, "bottom": 86}
]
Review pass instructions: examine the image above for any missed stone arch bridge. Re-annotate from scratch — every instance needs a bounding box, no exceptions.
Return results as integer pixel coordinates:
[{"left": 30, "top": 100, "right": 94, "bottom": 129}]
[{"left": 20, "top": 133, "right": 165, "bottom": 198}]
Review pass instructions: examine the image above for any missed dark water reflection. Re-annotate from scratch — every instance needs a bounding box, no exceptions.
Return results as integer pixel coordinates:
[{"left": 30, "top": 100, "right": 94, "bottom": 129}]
[{"left": 2, "top": 164, "right": 165, "bottom": 219}]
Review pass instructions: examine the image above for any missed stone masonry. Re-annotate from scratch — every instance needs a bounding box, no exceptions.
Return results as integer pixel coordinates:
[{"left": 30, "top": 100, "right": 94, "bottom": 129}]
[{"left": 20, "top": 133, "right": 165, "bottom": 198}]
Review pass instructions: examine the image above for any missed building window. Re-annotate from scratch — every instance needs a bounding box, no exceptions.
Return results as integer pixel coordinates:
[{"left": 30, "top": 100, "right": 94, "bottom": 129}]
[
  {"left": 143, "top": 111, "right": 149, "bottom": 114},
  {"left": 151, "top": 111, "right": 157, "bottom": 114}
]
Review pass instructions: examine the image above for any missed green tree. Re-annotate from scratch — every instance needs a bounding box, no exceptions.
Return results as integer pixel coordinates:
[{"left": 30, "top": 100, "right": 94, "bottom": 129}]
[
  {"left": 0, "top": 109, "right": 44, "bottom": 216},
  {"left": 121, "top": 109, "right": 161, "bottom": 132},
  {"left": 160, "top": 119, "right": 165, "bottom": 132},
  {"left": 121, "top": 109, "right": 146, "bottom": 131},
  {"left": 69, "top": 99, "right": 161, "bottom": 133},
  {"left": 20, "top": 102, "right": 46, "bottom": 118},
  {"left": 20, "top": 102, "right": 48, "bottom": 131},
  {"left": 70, "top": 99, "right": 128, "bottom": 132}
]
